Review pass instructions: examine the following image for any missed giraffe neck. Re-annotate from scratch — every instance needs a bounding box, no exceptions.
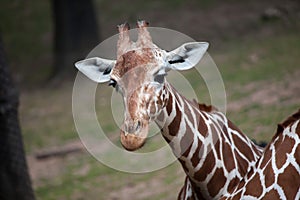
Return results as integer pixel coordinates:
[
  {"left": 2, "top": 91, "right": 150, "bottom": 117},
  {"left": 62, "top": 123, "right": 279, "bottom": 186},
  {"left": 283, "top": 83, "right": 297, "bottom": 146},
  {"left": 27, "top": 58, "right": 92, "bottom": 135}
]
[{"left": 155, "top": 82, "right": 263, "bottom": 199}]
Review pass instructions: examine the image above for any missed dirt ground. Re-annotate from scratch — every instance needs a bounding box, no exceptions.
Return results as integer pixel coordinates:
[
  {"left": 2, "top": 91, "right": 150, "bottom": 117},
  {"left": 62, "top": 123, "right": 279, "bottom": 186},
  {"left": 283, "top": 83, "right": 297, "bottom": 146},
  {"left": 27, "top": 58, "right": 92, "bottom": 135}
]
[{"left": 227, "top": 70, "right": 300, "bottom": 111}]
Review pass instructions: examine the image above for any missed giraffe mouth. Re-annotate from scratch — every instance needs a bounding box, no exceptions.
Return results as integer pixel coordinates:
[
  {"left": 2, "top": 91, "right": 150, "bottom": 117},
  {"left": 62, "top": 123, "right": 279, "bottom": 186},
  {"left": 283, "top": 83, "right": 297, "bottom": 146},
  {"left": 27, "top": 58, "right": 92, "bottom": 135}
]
[{"left": 120, "top": 121, "right": 149, "bottom": 151}]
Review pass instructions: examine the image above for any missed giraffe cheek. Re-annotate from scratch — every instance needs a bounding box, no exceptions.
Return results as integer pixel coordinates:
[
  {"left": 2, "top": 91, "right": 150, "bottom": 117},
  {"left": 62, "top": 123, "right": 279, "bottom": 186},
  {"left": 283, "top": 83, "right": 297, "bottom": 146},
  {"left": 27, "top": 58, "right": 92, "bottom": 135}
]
[{"left": 120, "top": 123, "right": 149, "bottom": 151}]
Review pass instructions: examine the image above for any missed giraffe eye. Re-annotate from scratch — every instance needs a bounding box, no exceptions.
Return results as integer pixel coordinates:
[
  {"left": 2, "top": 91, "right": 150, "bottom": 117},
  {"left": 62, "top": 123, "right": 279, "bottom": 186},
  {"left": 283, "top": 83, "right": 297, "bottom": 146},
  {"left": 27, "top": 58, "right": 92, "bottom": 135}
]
[{"left": 108, "top": 79, "right": 117, "bottom": 88}]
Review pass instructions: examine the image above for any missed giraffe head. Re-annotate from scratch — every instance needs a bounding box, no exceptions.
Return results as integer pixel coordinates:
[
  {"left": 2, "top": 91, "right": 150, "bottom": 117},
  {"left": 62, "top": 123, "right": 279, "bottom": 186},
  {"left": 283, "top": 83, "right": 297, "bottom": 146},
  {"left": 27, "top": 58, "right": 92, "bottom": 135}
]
[{"left": 75, "top": 21, "right": 208, "bottom": 151}]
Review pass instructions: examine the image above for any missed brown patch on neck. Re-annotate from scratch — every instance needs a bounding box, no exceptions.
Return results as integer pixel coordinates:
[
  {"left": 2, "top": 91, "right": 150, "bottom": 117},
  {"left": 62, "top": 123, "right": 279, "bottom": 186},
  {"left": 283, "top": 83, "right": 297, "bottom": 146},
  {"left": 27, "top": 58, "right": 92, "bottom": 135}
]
[{"left": 207, "top": 167, "right": 227, "bottom": 198}]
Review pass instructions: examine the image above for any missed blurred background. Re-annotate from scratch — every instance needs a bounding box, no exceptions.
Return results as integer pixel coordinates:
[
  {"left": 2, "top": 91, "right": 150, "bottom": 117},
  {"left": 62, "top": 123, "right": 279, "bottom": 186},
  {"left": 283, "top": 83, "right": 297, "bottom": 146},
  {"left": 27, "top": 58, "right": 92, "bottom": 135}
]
[{"left": 0, "top": 0, "right": 299, "bottom": 199}]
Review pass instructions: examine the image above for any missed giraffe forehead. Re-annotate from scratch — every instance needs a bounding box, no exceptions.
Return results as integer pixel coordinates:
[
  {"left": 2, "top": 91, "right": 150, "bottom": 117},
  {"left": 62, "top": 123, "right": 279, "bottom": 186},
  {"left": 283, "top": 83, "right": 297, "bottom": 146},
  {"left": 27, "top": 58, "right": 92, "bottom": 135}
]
[{"left": 111, "top": 48, "right": 164, "bottom": 80}]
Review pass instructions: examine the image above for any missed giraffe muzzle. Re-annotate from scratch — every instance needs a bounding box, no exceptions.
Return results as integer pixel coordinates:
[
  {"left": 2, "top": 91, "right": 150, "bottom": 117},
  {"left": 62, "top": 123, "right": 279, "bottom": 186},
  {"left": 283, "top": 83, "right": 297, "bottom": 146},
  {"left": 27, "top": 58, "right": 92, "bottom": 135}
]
[{"left": 120, "top": 120, "right": 149, "bottom": 151}]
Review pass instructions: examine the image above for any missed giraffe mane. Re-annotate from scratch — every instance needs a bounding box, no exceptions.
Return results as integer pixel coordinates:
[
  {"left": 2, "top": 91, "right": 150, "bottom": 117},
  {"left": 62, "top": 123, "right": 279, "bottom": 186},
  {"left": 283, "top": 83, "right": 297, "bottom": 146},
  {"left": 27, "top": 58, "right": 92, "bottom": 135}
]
[
  {"left": 192, "top": 99, "right": 217, "bottom": 112},
  {"left": 276, "top": 108, "right": 300, "bottom": 136}
]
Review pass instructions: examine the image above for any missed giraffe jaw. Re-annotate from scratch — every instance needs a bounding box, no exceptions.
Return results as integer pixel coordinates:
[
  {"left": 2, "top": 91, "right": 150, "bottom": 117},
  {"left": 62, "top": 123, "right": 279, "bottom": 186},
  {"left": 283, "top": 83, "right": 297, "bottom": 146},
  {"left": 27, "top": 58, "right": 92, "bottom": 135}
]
[{"left": 120, "top": 123, "right": 149, "bottom": 151}]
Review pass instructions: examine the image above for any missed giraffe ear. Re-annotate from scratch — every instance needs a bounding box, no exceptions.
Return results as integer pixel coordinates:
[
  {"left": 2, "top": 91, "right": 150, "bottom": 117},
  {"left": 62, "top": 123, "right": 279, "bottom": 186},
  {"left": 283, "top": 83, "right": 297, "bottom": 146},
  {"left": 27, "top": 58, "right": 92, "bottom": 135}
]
[
  {"left": 166, "top": 42, "right": 209, "bottom": 71},
  {"left": 75, "top": 57, "right": 116, "bottom": 83}
]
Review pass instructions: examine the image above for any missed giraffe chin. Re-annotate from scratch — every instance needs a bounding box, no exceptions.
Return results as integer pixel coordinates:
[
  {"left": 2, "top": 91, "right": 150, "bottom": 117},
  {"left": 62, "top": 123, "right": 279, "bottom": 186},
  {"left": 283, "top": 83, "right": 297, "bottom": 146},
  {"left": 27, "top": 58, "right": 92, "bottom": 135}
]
[{"left": 120, "top": 125, "right": 149, "bottom": 151}]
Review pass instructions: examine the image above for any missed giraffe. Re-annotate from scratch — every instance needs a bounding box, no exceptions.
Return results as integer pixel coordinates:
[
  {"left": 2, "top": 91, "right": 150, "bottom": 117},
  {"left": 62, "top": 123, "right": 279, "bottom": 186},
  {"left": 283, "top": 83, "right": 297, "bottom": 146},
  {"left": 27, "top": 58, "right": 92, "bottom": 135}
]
[
  {"left": 220, "top": 109, "right": 300, "bottom": 200},
  {"left": 75, "top": 21, "right": 263, "bottom": 199}
]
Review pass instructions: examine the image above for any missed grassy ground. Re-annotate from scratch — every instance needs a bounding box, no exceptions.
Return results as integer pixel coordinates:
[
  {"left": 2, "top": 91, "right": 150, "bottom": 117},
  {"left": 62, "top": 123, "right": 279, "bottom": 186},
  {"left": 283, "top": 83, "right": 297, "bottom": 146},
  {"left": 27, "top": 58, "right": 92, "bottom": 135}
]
[{"left": 1, "top": 0, "right": 300, "bottom": 199}]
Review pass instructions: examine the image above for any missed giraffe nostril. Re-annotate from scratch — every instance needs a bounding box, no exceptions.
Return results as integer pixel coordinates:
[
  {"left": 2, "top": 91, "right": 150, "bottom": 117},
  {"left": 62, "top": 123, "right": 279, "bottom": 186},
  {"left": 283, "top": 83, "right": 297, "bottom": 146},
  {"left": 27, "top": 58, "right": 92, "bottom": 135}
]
[{"left": 136, "top": 121, "right": 141, "bottom": 131}]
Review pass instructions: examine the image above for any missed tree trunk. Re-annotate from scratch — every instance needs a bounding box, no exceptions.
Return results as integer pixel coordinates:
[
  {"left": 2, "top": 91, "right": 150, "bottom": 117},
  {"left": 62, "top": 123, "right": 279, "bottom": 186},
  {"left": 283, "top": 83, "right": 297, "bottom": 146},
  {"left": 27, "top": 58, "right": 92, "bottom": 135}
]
[
  {"left": 51, "top": 0, "right": 100, "bottom": 79},
  {"left": 0, "top": 35, "right": 35, "bottom": 200}
]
